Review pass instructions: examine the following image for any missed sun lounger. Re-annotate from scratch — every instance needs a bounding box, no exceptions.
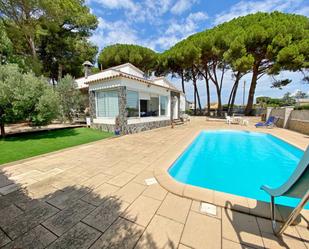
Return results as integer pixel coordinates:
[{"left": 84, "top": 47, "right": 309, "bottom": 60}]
[{"left": 255, "top": 116, "right": 276, "bottom": 128}]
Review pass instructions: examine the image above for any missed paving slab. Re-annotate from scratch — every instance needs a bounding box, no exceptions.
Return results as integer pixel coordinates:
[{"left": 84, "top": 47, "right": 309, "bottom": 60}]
[
  {"left": 2, "top": 225, "right": 56, "bottom": 249},
  {"left": 222, "top": 209, "right": 264, "bottom": 248},
  {"left": 114, "top": 182, "right": 146, "bottom": 203},
  {"left": 261, "top": 231, "right": 307, "bottom": 249},
  {"left": 222, "top": 239, "right": 255, "bottom": 249},
  {"left": 0, "top": 204, "right": 23, "bottom": 229},
  {"left": 107, "top": 172, "right": 136, "bottom": 187},
  {"left": 122, "top": 195, "right": 161, "bottom": 227},
  {"left": 142, "top": 183, "right": 168, "bottom": 201},
  {"left": 47, "top": 187, "right": 90, "bottom": 209},
  {"left": 81, "top": 173, "right": 113, "bottom": 188},
  {"left": 157, "top": 193, "right": 192, "bottom": 224},
  {"left": 0, "top": 174, "right": 13, "bottom": 188},
  {"left": 82, "top": 183, "right": 119, "bottom": 206},
  {"left": 90, "top": 218, "right": 144, "bottom": 249},
  {"left": 0, "top": 229, "right": 11, "bottom": 247},
  {"left": 0, "top": 183, "right": 22, "bottom": 195},
  {"left": 42, "top": 200, "right": 95, "bottom": 236},
  {"left": 135, "top": 214, "right": 184, "bottom": 249},
  {"left": 181, "top": 211, "right": 221, "bottom": 249},
  {"left": 3, "top": 202, "right": 59, "bottom": 239},
  {"left": 47, "top": 222, "right": 101, "bottom": 249},
  {"left": 83, "top": 197, "right": 129, "bottom": 233}
]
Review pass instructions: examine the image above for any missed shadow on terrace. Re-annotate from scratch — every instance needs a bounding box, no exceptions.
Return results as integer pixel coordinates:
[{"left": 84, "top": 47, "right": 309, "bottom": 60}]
[
  {"left": 0, "top": 169, "right": 161, "bottom": 249},
  {"left": 224, "top": 201, "right": 309, "bottom": 249}
]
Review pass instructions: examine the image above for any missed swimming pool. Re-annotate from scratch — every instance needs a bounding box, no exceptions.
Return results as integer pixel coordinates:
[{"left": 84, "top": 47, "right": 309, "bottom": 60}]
[{"left": 168, "top": 130, "right": 307, "bottom": 209}]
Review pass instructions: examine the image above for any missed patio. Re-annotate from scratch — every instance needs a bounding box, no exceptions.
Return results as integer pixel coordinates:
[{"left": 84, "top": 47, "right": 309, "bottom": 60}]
[{"left": 0, "top": 117, "right": 308, "bottom": 249}]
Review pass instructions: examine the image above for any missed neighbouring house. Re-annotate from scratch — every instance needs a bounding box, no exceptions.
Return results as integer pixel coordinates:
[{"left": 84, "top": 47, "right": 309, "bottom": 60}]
[
  {"left": 75, "top": 63, "right": 185, "bottom": 134},
  {"left": 186, "top": 101, "right": 195, "bottom": 110}
]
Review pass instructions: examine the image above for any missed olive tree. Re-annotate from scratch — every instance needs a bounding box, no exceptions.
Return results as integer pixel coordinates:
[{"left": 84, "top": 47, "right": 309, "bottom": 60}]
[{"left": 0, "top": 64, "right": 59, "bottom": 137}]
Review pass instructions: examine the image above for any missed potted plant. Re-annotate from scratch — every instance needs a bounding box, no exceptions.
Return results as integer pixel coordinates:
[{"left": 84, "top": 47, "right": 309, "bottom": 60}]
[{"left": 115, "top": 115, "right": 121, "bottom": 135}]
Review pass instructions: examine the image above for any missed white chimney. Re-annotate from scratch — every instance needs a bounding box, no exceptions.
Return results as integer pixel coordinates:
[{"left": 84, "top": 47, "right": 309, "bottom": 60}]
[{"left": 82, "top": 61, "right": 94, "bottom": 78}]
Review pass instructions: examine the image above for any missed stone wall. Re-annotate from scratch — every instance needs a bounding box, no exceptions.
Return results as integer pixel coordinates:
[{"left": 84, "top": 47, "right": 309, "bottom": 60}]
[
  {"left": 269, "top": 108, "right": 285, "bottom": 127},
  {"left": 117, "top": 86, "right": 127, "bottom": 133},
  {"left": 124, "top": 120, "right": 171, "bottom": 134},
  {"left": 89, "top": 91, "right": 96, "bottom": 119},
  {"left": 91, "top": 123, "right": 115, "bottom": 133},
  {"left": 269, "top": 107, "right": 309, "bottom": 135},
  {"left": 287, "top": 110, "right": 309, "bottom": 135}
]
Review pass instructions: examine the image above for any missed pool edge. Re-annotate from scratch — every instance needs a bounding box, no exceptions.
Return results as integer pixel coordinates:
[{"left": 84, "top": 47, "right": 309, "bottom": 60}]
[{"left": 154, "top": 128, "right": 309, "bottom": 227}]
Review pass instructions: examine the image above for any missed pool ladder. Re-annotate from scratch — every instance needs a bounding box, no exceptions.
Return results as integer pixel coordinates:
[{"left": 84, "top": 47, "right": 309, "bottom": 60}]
[{"left": 270, "top": 190, "right": 309, "bottom": 236}]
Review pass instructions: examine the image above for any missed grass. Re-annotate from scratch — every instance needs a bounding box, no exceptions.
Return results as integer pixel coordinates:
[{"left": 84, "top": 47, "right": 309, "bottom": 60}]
[{"left": 0, "top": 128, "right": 113, "bottom": 165}]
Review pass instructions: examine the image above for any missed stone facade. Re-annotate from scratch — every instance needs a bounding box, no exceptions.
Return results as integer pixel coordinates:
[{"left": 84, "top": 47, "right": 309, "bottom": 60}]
[
  {"left": 89, "top": 91, "right": 96, "bottom": 120},
  {"left": 124, "top": 120, "right": 171, "bottom": 134},
  {"left": 91, "top": 123, "right": 115, "bottom": 133},
  {"left": 117, "top": 86, "right": 127, "bottom": 133}
]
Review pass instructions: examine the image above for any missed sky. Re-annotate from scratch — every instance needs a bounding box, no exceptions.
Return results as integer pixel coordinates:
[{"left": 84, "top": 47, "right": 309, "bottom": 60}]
[{"left": 85, "top": 0, "right": 309, "bottom": 106}]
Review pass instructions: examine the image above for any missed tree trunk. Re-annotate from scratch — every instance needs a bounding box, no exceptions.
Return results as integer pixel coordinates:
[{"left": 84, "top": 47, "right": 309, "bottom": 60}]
[
  {"left": 245, "top": 62, "right": 260, "bottom": 115},
  {"left": 0, "top": 109, "right": 4, "bottom": 137},
  {"left": 196, "top": 84, "right": 202, "bottom": 112},
  {"left": 205, "top": 75, "right": 211, "bottom": 116},
  {"left": 215, "top": 85, "right": 222, "bottom": 116},
  {"left": 28, "top": 36, "right": 37, "bottom": 57},
  {"left": 181, "top": 72, "right": 185, "bottom": 94},
  {"left": 228, "top": 72, "right": 242, "bottom": 115},
  {"left": 194, "top": 83, "right": 197, "bottom": 115},
  {"left": 58, "top": 64, "right": 63, "bottom": 80},
  {"left": 229, "top": 80, "right": 240, "bottom": 115},
  {"left": 207, "top": 63, "right": 223, "bottom": 116},
  {"left": 192, "top": 69, "right": 202, "bottom": 112},
  {"left": 0, "top": 122, "right": 4, "bottom": 138}
]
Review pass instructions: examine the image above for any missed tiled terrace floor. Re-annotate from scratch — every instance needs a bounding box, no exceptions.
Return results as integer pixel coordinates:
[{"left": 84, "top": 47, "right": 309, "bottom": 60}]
[{"left": 0, "top": 117, "right": 308, "bottom": 249}]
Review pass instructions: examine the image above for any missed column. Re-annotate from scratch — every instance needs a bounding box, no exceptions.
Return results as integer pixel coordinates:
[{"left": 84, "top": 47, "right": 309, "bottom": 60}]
[{"left": 118, "top": 86, "right": 127, "bottom": 133}]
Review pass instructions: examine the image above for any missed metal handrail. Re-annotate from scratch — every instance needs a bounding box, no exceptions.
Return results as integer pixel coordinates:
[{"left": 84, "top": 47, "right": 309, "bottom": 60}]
[{"left": 271, "top": 190, "right": 309, "bottom": 236}]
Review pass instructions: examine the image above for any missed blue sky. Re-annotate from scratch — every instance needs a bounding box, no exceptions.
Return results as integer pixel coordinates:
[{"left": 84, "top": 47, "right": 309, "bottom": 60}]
[{"left": 85, "top": 0, "right": 309, "bottom": 105}]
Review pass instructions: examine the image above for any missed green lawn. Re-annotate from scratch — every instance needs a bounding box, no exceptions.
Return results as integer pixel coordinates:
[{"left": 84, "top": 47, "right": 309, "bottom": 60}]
[{"left": 0, "top": 128, "right": 113, "bottom": 165}]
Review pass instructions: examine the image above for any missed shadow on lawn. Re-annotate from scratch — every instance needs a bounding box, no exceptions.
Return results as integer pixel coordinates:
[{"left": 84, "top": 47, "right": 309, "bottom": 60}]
[
  {"left": 1, "top": 128, "right": 80, "bottom": 142},
  {"left": 224, "top": 201, "right": 308, "bottom": 249},
  {"left": 0, "top": 169, "right": 160, "bottom": 249}
]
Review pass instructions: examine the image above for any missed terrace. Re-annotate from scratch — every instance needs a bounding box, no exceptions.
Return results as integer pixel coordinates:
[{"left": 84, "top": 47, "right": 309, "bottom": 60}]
[{"left": 0, "top": 117, "right": 308, "bottom": 249}]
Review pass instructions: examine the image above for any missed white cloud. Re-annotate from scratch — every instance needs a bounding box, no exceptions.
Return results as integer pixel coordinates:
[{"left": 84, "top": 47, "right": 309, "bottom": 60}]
[
  {"left": 165, "top": 11, "right": 208, "bottom": 40},
  {"left": 90, "top": 17, "right": 139, "bottom": 49},
  {"left": 214, "top": 0, "right": 305, "bottom": 25},
  {"left": 295, "top": 6, "right": 309, "bottom": 16},
  {"left": 87, "top": 0, "right": 138, "bottom": 11},
  {"left": 171, "top": 0, "right": 197, "bottom": 15}
]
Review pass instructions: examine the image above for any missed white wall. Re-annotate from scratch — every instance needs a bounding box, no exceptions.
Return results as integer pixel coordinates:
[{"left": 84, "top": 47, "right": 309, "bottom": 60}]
[
  {"left": 117, "top": 65, "right": 144, "bottom": 78},
  {"left": 90, "top": 77, "right": 172, "bottom": 125},
  {"left": 180, "top": 94, "right": 186, "bottom": 112}
]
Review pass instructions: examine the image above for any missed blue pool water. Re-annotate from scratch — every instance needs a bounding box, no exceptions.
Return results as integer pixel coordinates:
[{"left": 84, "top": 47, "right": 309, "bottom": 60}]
[{"left": 168, "top": 130, "right": 308, "bottom": 209}]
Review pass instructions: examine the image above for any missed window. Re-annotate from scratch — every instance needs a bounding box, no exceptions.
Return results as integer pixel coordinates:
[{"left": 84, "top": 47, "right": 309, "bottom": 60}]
[
  {"left": 140, "top": 97, "right": 159, "bottom": 117},
  {"left": 160, "top": 96, "right": 168, "bottom": 116},
  {"left": 96, "top": 90, "right": 119, "bottom": 117},
  {"left": 126, "top": 90, "right": 139, "bottom": 117}
]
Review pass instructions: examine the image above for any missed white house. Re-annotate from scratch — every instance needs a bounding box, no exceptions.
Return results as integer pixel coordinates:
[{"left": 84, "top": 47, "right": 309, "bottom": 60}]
[{"left": 75, "top": 63, "right": 185, "bottom": 134}]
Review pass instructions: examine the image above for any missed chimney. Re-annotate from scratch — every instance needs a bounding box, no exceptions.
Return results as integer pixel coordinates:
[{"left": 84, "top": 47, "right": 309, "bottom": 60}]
[{"left": 82, "top": 61, "right": 94, "bottom": 78}]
